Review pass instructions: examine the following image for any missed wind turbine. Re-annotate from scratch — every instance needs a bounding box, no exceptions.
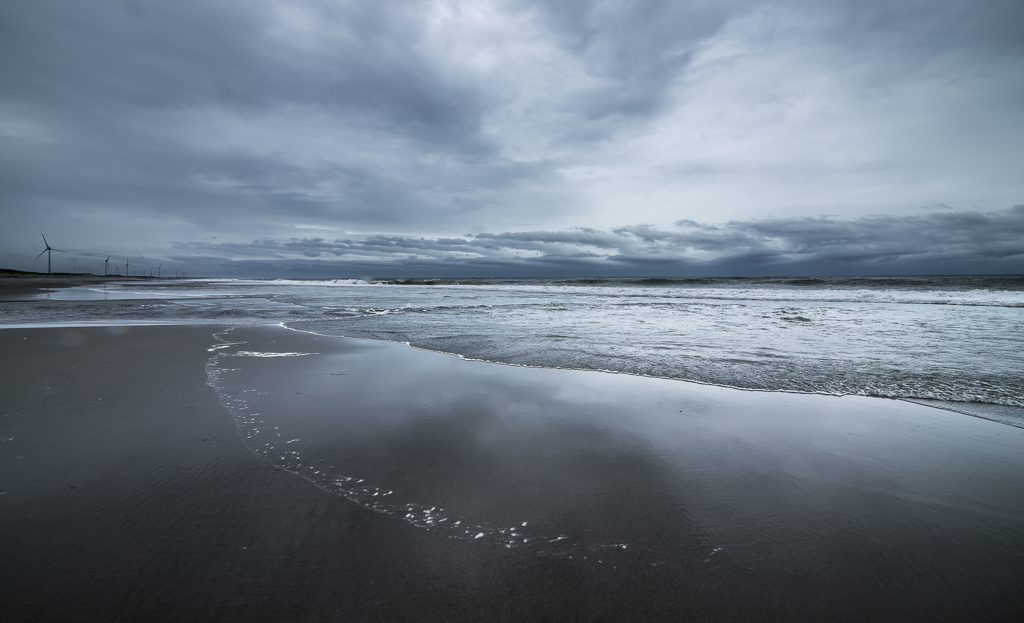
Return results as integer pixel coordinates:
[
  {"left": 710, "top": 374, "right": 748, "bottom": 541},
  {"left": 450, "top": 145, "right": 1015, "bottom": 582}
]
[
  {"left": 114, "top": 263, "right": 120, "bottom": 276},
  {"left": 158, "top": 264, "right": 161, "bottom": 278},
  {"left": 125, "top": 257, "right": 130, "bottom": 277},
  {"left": 34, "top": 235, "right": 66, "bottom": 274},
  {"left": 104, "top": 256, "right": 110, "bottom": 276}
]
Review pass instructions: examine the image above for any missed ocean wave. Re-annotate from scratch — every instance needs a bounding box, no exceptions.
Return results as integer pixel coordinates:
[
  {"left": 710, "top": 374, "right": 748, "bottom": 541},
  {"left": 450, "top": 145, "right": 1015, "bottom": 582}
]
[{"left": 203, "top": 278, "right": 377, "bottom": 287}]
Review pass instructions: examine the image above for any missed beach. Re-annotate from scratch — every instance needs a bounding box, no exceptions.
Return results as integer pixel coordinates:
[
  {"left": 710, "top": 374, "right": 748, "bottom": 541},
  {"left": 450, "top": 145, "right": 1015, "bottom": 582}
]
[
  {"left": 0, "top": 274, "right": 126, "bottom": 301},
  {"left": 2, "top": 323, "right": 1023, "bottom": 621}
]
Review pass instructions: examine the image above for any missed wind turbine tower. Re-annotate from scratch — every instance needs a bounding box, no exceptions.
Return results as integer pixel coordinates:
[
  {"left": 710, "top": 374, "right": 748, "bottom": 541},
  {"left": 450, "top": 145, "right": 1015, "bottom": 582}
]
[
  {"left": 34, "top": 235, "right": 66, "bottom": 274},
  {"left": 126, "top": 257, "right": 130, "bottom": 277},
  {"left": 104, "top": 256, "right": 110, "bottom": 276}
]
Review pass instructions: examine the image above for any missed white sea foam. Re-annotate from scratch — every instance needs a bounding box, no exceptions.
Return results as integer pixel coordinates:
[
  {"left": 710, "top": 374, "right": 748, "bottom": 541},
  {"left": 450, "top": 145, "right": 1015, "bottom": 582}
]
[
  {"left": 231, "top": 351, "right": 317, "bottom": 357},
  {"left": 204, "top": 278, "right": 377, "bottom": 287},
  {"left": 204, "top": 328, "right": 578, "bottom": 551}
]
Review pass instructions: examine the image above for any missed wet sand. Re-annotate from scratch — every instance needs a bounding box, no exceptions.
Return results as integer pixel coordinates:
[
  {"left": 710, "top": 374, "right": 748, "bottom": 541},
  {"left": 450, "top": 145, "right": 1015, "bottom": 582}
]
[
  {"left": 0, "top": 275, "right": 133, "bottom": 301},
  {"left": 2, "top": 325, "right": 1023, "bottom": 621}
]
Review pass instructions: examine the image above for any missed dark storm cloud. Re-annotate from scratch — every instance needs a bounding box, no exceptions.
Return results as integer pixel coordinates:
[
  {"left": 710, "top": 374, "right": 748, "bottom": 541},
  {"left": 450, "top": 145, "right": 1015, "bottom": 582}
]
[
  {"left": 1, "top": 1, "right": 1022, "bottom": 275},
  {"left": 176, "top": 206, "right": 1024, "bottom": 276},
  {"left": 0, "top": 0, "right": 531, "bottom": 239},
  {"left": 1, "top": 1, "right": 485, "bottom": 134},
  {"left": 518, "top": 0, "right": 734, "bottom": 121},
  {"left": 4, "top": 2, "right": 475, "bottom": 206}
]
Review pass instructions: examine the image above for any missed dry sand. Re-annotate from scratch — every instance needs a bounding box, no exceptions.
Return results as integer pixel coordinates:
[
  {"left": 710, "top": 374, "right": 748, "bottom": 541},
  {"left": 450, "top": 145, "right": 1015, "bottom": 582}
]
[{"left": 2, "top": 324, "right": 1023, "bottom": 622}]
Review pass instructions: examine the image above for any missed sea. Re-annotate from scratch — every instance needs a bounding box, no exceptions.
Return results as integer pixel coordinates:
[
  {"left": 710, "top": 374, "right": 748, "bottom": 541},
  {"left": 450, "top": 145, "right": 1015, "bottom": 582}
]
[{"left": 4, "top": 274, "right": 1023, "bottom": 426}]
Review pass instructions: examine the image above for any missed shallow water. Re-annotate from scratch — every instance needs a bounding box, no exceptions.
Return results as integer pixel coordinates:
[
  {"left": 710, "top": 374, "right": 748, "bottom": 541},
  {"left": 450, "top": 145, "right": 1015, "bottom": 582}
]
[
  {"left": 3, "top": 275, "right": 1022, "bottom": 422},
  {"left": 203, "top": 325, "right": 1024, "bottom": 619}
]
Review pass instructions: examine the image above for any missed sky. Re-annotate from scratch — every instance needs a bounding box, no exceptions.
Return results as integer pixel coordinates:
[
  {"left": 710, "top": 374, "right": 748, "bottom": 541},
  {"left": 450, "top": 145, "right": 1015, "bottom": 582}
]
[{"left": 2, "top": 0, "right": 1023, "bottom": 277}]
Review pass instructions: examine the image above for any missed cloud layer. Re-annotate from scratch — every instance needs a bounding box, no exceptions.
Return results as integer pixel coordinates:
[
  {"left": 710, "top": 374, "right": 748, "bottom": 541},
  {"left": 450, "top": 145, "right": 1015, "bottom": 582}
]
[
  {"left": 174, "top": 206, "right": 1024, "bottom": 276},
  {"left": 2, "top": 1, "right": 1022, "bottom": 275}
]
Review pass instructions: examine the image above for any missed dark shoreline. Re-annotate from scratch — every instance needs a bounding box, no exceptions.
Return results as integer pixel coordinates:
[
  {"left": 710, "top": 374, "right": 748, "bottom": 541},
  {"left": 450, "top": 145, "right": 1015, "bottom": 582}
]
[
  {"left": 2, "top": 324, "right": 1023, "bottom": 622},
  {"left": 0, "top": 274, "right": 159, "bottom": 301}
]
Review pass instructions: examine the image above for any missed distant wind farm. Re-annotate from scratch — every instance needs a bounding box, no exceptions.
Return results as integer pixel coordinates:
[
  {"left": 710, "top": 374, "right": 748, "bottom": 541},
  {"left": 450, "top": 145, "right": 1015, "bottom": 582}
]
[{"left": 18, "top": 234, "right": 196, "bottom": 279}]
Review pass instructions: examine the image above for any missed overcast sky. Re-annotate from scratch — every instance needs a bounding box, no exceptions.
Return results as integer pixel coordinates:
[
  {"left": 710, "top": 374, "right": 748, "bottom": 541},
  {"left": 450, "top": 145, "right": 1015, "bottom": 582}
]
[{"left": 2, "top": 0, "right": 1022, "bottom": 277}]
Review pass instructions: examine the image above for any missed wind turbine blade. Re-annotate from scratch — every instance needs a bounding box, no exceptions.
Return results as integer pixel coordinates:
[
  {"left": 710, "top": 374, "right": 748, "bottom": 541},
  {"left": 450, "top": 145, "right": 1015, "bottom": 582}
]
[
  {"left": 53, "top": 249, "right": 67, "bottom": 253},
  {"left": 106, "top": 256, "right": 110, "bottom": 261},
  {"left": 41, "top": 234, "right": 48, "bottom": 246},
  {"left": 35, "top": 249, "right": 47, "bottom": 260}
]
